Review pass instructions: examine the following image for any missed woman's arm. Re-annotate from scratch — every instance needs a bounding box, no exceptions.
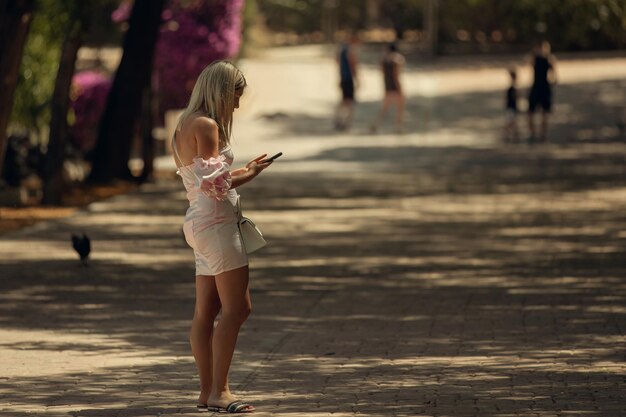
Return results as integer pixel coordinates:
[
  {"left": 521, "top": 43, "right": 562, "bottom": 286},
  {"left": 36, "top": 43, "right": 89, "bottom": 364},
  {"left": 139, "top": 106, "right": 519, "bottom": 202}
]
[
  {"left": 193, "top": 116, "right": 271, "bottom": 190},
  {"left": 194, "top": 116, "right": 220, "bottom": 159},
  {"left": 231, "top": 167, "right": 248, "bottom": 176},
  {"left": 230, "top": 155, "right": 272, "bottom": 188},
  {"left": 230, "top": 170, "right": 255, "bottom": 189}
]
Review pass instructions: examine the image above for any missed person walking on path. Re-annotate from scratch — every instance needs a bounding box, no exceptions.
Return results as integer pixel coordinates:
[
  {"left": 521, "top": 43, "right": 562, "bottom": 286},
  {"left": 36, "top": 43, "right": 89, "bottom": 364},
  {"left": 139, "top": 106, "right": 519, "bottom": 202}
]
[
  {"left": 335, "top": 33, "right": 359, "bottom": 131},
  {"left": 504, "top": 68, "right": 519, "bottom": 142},
  {"left": 370, "top": 42, "right": 406, "bottom": 134},
  {"left": 171, "top": 61, "right": 273, "bottom": 414},
  {"left": 527, "top": 40, "right": 557, "bottom": 142}
]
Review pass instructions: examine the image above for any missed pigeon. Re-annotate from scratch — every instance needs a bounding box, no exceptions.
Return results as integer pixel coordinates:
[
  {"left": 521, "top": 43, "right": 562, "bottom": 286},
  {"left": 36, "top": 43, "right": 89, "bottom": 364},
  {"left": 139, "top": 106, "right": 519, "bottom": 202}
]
[{"left": 71, "top": 233, "right": 91, "bottom": 265}]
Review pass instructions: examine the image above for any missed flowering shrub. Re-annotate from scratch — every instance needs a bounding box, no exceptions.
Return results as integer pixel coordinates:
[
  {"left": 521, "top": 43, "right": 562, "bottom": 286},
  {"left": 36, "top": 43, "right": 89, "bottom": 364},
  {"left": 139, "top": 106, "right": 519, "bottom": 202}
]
[
  {"left": 69, "top": 0, "right": 243, "bottom": 152},
  {"left": 69, "top": 71, "right": 112, "bottom": 152},
  {"left": 113, "top": 0, "right": 244, "bottom": 115},
  {"left": 191, "top": 155, "right": 231, "bottom": 200}
]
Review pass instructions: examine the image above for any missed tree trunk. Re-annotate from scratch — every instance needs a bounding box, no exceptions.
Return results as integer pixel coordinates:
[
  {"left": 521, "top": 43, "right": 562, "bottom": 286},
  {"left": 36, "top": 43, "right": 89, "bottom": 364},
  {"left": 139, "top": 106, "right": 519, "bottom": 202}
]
[
  {"left": 88, "top": 0, "right": 165, "bottom": 184},
  {"left": 42, "top": 12, "right": 87, "bottom": 205},
  {"left": 365, "top": 0, "right": 379, "bottom": 29},
  {"left": 423, "top": 0, "right": 439, "bottom": 58},
  {"left": 322, "top": 0, "right": 338, "bottom": 44},
  {"left": 0, "top": 0, "right": 34, "bottom": 177},
  {"left": 139, "top": 84, "right": 154, "bottom": 183}
]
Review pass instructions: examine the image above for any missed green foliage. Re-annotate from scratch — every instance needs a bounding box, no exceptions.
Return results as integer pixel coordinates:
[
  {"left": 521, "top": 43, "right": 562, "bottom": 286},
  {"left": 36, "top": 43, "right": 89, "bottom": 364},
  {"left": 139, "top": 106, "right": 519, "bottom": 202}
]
[
  {"left": 439, "top": 0, "right": 626, "bottom": 50},
  {"left": 82, "top": 1, "right": 124, "bottom": 45},
  {"left": 241, "top": 0, "right": 260, "bottom": 55},
  {"left": 10, "top": 0, "right": 65, "bottom": 140},
  {"left": 254, "top": 0, "right": 625, "bottom": 50},
  {"left": 380, "top": 0, "right": 423, "bottom": 37},
  {"left": 10, "top": 0, "right": 121, "bottom": 142},
  {"left": 257, "top": 0, "right": 324, "bottom": 34}
]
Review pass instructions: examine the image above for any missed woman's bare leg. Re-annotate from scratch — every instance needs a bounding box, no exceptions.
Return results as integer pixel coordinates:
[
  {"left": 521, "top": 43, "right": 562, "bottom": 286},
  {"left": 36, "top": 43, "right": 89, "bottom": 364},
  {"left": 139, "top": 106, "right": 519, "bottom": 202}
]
[
  {"left": 344, "top": 99, "right": 355, "bottom": 130},
  {"left": 209, "top": 265, "right": 253, "bottom": 410},
  {"left": 191, "top": 275, "right": 221, "bottom": 405},
  {"left": 394, "top": 93, "right": 406, "bottom": 133},
  {"left": 371, "top": 95, "right": 392, "bottom": 132},
  {"left": 336, "top": 99, "right": 354, "bottom": 130}
]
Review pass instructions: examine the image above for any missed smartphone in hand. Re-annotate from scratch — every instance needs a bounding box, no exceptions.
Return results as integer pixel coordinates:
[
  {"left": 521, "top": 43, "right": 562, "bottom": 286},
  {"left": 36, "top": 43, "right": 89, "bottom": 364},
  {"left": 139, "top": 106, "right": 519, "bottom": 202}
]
[{"left": 263, "top": 152, "right": 283, "bottom": 163}]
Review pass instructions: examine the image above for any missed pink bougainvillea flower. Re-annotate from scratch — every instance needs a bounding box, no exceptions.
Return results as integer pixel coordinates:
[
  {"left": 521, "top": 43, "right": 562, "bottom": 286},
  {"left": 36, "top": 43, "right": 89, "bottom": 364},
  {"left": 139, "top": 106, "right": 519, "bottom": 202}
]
[
  {"left": 71, "top": 1, "right": 244, "bottom": 153},
  {"left": 69, "top": 71, "right": 112, "bottom": 152}
]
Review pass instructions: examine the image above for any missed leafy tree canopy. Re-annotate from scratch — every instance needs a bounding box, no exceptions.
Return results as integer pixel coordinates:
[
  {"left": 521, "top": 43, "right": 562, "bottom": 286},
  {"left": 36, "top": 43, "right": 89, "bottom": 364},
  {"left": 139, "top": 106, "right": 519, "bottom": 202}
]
[
  {"left": 255, "top": 0, "right": 625, "bottom": 50},
  {"left": 10, "top": 0, "right": 121, "bottom": 143}
]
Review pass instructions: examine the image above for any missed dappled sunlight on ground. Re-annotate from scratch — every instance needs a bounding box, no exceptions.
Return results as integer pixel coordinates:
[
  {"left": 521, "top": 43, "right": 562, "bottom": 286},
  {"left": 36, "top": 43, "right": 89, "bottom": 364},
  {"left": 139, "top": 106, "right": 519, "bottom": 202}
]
[{"left": 2, "top": 47, "right": 625, "bottom": 416}]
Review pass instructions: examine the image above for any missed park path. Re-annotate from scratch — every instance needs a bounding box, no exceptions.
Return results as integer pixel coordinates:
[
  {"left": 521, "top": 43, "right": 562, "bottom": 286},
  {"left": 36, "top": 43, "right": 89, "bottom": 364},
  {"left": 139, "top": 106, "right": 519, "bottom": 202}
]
[{"left": 1, "top": 46, "right": 626, "bottom": 416}]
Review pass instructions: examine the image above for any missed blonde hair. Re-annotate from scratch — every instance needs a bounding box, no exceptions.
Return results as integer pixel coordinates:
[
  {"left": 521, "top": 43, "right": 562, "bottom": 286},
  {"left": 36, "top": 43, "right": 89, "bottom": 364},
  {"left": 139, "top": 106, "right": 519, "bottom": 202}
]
[{"left": 177, "top": 60, "right": 247, "bottom": 146}]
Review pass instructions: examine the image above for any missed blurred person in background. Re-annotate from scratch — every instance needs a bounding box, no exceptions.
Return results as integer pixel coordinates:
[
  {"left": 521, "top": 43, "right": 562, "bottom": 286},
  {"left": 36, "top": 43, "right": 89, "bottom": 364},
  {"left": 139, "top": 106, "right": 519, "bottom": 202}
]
[
  {"left": 504, "top": 68, "right": 519, "bottom": 142},
  {"left": 370, "top": 42, "right": 406, "bottom": 134},
  {"left": 527, "top": 40, "right": 557, "bottom": 142},
  {"left": 335, "top": 32, "right": 359, "bottom": 131}
]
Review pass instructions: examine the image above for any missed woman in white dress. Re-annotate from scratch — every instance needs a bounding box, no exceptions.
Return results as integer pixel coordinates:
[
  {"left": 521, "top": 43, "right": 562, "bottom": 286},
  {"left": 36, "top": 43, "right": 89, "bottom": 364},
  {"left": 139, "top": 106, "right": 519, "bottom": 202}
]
[{"left": 172, "top": 61, "right": 272, "bottom": 413}]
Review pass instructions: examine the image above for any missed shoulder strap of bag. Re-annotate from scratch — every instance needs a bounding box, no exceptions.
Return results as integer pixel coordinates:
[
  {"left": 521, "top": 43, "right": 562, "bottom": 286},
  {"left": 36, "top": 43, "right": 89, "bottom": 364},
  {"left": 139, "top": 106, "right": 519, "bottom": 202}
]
[{"left": 235, "top": 196, "right": 243, "bottom": 221}]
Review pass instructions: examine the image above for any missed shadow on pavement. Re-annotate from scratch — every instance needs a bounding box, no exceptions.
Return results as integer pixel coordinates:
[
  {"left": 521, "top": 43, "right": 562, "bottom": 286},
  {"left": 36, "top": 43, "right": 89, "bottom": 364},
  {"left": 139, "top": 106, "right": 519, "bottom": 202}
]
[
  {"left": 1, "top": 124, "right": 625, "bottom": 415},
  {"left": 260, "top": 77, "right": 626, "bottom": 143}
]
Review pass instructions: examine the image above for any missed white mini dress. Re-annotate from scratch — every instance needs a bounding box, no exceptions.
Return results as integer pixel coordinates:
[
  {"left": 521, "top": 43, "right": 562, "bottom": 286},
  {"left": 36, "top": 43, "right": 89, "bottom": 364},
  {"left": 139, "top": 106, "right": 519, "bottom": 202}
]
[{"left": 173, "top": 136, "right": 248, "bottom": 276}]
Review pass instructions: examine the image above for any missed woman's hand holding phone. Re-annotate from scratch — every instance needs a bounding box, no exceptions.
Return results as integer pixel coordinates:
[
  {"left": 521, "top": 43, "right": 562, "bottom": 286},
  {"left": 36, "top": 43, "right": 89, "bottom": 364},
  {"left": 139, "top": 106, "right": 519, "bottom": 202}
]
[
  {"left": 262, "top": 152, "right": 282, "bottom": 163},
  {"left": 246, "top": 153, "right": 277, "bottom": 177}
]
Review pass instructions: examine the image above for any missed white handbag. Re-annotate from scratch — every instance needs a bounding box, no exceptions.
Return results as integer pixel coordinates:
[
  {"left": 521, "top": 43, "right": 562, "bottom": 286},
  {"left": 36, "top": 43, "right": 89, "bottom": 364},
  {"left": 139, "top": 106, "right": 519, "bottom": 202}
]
[{"left": 236, "top": 197, "right": 267, "bottom": 254}]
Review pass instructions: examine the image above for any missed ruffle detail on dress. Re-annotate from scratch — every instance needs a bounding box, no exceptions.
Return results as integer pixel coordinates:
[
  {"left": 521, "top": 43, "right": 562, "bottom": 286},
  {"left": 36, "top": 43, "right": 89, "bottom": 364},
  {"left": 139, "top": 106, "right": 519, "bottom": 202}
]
[{"left": 191, "top": 155, "right": 232, "bottom": 201}]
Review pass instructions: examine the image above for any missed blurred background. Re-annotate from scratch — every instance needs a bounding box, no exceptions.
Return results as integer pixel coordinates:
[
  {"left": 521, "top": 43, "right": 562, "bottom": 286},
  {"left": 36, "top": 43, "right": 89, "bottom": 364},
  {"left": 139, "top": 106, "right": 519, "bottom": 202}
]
[{"left": 0, "top": 0, "right": 625, "bottom": 221}]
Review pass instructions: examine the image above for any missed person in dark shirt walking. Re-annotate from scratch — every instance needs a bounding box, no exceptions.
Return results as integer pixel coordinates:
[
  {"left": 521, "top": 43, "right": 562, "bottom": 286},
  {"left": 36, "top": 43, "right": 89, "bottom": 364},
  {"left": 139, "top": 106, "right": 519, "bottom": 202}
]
[
  {"left": 504, "top": 68, "right": 519, "bottom": 142},
  {"left": 335, "top": 33, "right": 359, "bottom": 131},
  {"left": 527, "top": 40, "right": 557, "bottom": 142}
]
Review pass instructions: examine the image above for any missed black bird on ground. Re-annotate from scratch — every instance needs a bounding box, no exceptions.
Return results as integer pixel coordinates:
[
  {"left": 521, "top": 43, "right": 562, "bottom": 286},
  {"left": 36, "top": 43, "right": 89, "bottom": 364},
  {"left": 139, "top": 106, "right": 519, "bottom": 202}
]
[{"left": 71, "top": 233, "right": 91, "bottom": 265}]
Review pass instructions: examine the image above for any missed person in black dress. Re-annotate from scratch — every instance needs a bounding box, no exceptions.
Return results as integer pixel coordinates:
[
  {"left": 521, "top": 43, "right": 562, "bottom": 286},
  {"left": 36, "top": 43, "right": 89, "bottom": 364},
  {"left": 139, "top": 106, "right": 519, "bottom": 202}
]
[{"left": 527, "top": 40, "right": 557, "bottom": 142}]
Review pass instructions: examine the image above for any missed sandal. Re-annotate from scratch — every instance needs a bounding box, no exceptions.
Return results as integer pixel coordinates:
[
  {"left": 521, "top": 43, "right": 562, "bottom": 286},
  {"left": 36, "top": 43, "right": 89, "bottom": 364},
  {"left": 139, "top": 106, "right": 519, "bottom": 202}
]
[{"left": 207, "top": 400, "right": 255, "bottom": 413}]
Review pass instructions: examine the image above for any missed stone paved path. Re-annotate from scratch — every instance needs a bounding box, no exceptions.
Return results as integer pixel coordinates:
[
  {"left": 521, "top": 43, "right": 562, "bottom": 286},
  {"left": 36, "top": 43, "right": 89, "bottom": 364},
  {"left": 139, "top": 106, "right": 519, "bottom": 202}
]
[{"left": 1, "top": 47, "right": 625, "bottom": 416}]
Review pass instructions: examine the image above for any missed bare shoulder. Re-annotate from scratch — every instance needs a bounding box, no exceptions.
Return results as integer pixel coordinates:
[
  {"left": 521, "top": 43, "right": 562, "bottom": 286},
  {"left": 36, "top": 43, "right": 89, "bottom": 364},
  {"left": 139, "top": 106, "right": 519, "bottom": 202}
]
[
  {"left": 190, "top": 116, "right": 219, "bottom": 142},
  {"left": 191, "top": 115, "right": 218, "bottom": 131}
]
